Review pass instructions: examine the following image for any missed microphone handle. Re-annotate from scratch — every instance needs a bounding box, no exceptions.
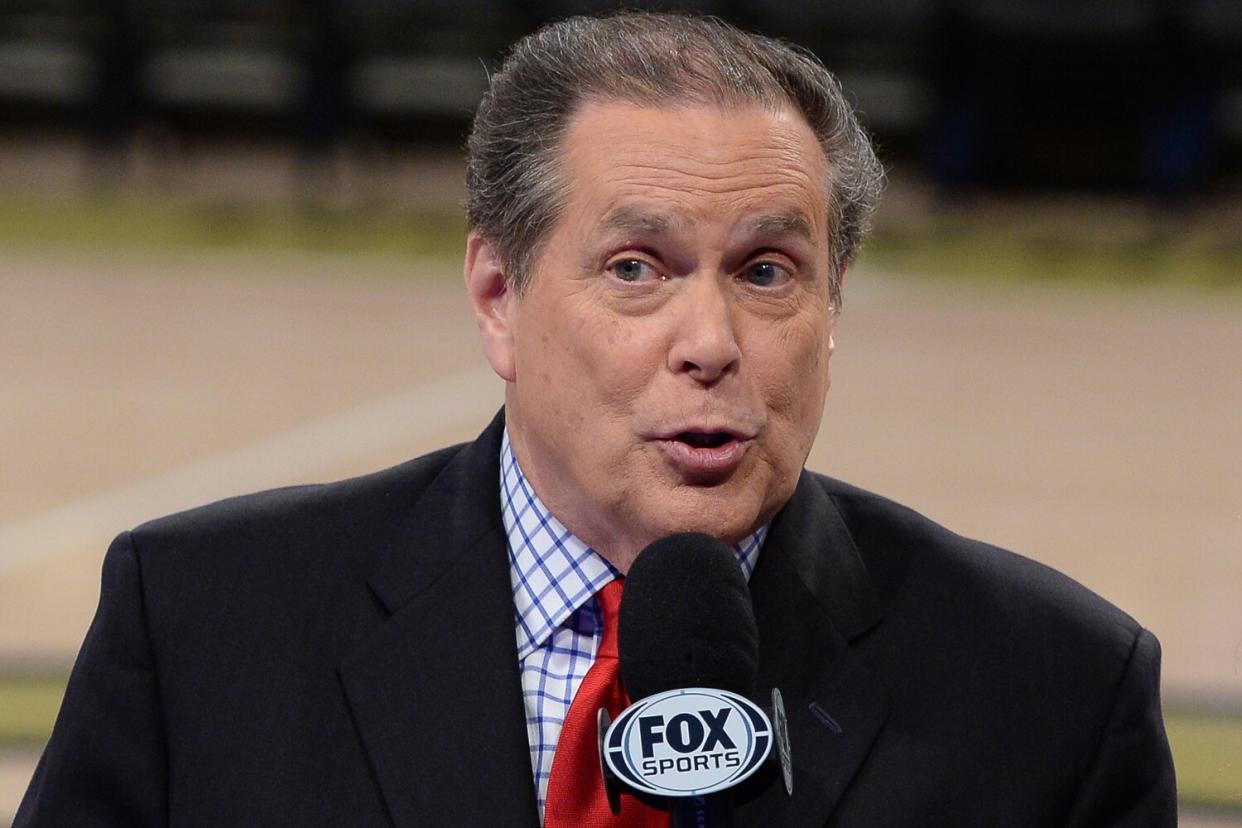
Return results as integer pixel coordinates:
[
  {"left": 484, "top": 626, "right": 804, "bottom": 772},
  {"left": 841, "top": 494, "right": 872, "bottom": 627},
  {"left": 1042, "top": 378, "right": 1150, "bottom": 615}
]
[{"left": 669, "top": 794, "right": 732, "bottom": 828}]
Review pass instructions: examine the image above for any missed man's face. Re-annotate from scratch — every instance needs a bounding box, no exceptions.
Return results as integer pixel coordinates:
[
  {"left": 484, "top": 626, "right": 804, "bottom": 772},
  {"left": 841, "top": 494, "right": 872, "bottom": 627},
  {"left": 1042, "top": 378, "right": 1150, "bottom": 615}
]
[{"left": 467, "top": 99, "right": 837, "bottom": 570}]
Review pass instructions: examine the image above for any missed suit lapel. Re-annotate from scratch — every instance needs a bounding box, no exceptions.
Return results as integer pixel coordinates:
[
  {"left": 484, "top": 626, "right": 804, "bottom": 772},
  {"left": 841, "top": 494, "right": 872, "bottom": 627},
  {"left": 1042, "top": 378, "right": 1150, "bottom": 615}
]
[
  {"left": 338, "top": 414, "right": 540, "bottom": 827},
  {"left": 736, "top": 472, "right": 891, "bottom": 827}
]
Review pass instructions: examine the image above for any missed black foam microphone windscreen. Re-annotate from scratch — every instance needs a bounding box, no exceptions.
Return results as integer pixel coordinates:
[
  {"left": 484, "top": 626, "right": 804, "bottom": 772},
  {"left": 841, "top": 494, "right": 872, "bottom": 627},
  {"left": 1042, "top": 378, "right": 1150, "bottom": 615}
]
[{"left": 618, "top": 532, "right": 759, "bottom": 702}]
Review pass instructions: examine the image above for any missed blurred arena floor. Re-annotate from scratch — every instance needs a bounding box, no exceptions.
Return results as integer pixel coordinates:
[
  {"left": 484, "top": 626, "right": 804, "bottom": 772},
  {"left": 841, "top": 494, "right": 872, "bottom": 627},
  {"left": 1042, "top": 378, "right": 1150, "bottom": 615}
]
[{"left": 1, "top": 145, "right": 1240, "bottom": 817}]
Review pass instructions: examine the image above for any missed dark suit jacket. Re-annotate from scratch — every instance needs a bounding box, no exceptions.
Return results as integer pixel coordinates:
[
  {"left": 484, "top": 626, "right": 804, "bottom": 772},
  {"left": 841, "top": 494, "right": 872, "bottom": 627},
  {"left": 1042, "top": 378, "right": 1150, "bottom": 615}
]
[{"left": 16, "top": 412, "right": 1175, "bottom": 826}]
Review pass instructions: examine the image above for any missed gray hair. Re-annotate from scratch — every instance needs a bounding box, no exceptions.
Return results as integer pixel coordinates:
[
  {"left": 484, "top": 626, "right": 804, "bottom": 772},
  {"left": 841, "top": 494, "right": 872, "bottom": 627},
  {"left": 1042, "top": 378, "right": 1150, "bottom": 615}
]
[{"left": 465, "top": 12, "right": 884, "bottom": 308}]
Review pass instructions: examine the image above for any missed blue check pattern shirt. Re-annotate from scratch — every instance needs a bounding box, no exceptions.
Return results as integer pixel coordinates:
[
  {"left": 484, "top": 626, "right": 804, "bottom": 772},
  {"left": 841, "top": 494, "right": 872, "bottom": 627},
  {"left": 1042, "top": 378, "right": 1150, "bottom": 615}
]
[{"left": 500, "top": 429, "right": 767, "bottom": 819}]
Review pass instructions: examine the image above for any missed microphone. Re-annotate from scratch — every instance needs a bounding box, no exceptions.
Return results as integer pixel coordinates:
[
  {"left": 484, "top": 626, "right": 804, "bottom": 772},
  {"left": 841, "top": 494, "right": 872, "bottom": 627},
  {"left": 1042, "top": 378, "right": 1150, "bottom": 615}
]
[
  {"left": 598, "top": 533, "right": 792, "bottom": 827},
  {"left": 619, "top": 532, "right": 758, "bottom": 700}
]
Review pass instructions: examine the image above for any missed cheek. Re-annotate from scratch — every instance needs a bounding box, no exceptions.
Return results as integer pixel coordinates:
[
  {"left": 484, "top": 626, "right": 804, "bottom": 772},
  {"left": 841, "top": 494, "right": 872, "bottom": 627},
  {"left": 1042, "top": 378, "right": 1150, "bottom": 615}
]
[
  {"left": 756, "top": 319, "right": 832, "bottom": 450},
  {"left": 526, "top": 309, "right": 662, "bottom": 427},
  {"left": 766, "top": 317, "right": 831, "bottom": 401},
  {"left": 589, "top": 317, "right": 667, "bottom": 406}
]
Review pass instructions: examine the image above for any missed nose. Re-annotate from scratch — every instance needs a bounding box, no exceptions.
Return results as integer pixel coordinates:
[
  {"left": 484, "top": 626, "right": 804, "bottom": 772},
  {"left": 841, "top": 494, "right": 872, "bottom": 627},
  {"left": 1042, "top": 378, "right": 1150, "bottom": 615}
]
[{"left": 667, "top": 278, "right": 740, "bottom": 385}]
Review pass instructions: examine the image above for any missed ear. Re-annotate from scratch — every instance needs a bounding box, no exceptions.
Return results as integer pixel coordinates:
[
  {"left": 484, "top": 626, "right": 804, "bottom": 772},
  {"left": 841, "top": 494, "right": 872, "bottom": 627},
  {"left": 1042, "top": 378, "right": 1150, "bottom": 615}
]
[{"left": 464, "top": 233, "right": 517, "bottom": 382}]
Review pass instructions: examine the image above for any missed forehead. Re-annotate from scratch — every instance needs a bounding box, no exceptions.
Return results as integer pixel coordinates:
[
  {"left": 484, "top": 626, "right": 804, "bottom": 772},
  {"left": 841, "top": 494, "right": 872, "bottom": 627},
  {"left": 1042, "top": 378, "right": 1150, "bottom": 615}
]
[{"left": 557, "top": 99, "right": 828, "bottom": 236}]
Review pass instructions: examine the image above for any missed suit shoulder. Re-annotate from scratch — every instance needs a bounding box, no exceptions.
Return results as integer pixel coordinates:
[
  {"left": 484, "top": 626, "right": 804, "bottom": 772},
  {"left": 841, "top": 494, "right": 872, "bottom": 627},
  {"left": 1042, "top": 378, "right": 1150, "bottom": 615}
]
[
  {"left": 808, "top": 472, "right": 1144, "bottom": 650},
  {"left": 114, "top": 440, "right": 479, "bottom": 661},
  {"left": 802, "top": 474, "right": 1171, "bottom": 818},
  {"left": 127, "top": 441, "right": 466, "bottom": 561}
]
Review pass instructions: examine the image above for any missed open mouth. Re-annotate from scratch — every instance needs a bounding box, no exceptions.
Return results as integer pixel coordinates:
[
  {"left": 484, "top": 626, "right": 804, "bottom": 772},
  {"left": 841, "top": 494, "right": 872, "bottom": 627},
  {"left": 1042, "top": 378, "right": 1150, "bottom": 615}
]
[
  {"left": 676, "top": 431, "right": 734, "bottom": 449},
  {"left": 659, "top": 430, "right": 750, "bottom": 477},
  {"left": 657, "top": 428, "right": 750, "bottom": 477}
]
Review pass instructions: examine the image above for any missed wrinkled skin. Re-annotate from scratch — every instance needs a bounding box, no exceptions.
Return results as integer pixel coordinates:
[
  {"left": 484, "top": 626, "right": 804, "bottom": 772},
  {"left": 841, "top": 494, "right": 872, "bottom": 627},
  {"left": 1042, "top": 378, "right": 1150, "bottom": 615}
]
[{"left": 466, "top": 100, "right": 838, "bottom": 572}]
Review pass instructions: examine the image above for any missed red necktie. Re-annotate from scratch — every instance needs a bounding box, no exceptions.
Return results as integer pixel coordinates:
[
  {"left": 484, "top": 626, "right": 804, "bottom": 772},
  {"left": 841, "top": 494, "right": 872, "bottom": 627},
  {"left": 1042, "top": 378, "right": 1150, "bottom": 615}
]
[{"left": 544, "top": 579, "right": 667, "bottom": 827}]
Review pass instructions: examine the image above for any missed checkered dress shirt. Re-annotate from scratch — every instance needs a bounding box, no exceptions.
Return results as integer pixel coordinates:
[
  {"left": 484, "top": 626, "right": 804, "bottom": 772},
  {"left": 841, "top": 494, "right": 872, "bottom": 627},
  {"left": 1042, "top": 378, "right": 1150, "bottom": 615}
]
[{"left": 500, "top": 429, "right": 767, "bottom": 819}]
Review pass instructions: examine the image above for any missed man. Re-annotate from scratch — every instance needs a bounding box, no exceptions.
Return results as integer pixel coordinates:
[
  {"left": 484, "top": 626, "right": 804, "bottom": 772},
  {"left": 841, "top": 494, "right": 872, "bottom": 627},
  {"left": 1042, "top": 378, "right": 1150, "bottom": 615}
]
[{"left": 18, "top": 12, "right": 1174, "bottom": 827}]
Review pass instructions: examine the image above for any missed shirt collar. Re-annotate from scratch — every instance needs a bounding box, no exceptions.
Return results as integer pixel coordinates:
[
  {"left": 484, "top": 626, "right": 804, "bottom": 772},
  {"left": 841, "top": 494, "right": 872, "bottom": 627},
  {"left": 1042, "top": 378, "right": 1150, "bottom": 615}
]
[{"left": 500, "top": 428, "right": 767, "bottom": 660}]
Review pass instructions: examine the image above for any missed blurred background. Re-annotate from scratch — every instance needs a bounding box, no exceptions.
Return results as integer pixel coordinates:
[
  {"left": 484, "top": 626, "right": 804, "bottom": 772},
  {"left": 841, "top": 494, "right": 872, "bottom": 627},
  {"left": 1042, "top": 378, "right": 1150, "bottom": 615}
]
[{"left": 1, "top": 0, "right": 1240, "bottom": 823}]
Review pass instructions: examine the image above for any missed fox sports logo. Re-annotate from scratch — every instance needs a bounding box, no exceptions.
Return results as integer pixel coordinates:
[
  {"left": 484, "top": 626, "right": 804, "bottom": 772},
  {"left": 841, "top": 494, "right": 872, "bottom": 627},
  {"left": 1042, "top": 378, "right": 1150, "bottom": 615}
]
[{"left": 604, "top": 688, "right": 772, "bottom": 797}]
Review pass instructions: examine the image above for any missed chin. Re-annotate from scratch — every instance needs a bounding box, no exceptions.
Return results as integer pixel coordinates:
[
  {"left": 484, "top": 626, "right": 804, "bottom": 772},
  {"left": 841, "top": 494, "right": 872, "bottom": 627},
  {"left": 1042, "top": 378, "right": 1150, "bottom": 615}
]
[{"left": 645, "top": 493, "right": 763, "bottom": 546}]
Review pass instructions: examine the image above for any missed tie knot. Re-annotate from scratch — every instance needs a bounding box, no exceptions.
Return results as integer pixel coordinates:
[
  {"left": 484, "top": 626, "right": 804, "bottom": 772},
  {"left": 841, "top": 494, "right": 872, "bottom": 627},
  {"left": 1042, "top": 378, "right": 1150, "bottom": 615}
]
[{"left": 596, "top": 579, "right": 623, "bottom": 660}]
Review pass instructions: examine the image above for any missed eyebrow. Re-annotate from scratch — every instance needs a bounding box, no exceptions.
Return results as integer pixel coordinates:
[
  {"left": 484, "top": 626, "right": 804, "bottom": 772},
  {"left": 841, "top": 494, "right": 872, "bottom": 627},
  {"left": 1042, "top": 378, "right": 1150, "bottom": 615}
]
[
  {"left": 598, "top": 206, "right": 688, "bottom": 237},
  {"left": 745, "top": 211, "right": 814, "bottom": 242},
  {"left": 597, "top": 206, "right": 815, "bottom": 243}
]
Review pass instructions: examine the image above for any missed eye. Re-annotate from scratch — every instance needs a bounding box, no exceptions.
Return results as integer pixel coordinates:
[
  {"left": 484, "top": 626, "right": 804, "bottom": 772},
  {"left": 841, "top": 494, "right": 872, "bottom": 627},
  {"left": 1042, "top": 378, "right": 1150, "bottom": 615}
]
[
  {"left": 742, "top": 261, "right": 792, "bottom": 288},
  {"left": 609, "top": 258, "right": 660, "bottom": 283}
]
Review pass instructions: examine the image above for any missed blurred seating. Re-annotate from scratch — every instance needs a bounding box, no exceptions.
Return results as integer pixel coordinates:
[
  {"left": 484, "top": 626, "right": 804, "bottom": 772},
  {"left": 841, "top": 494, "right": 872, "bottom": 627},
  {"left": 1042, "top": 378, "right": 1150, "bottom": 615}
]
[
  {"left": 344, "top": 0, "right": 523, "bottom": 136},
  {"left": 0, "top": 0, "right": 89, "bottom": 112},
  {"left": 925, "top": 0, "right": 1221, "bottom": 196},
  {"left": 536, "top": 0, "right": 720, "bottom": 18},
  {"left": 0, "top": 0, "right": 1240, "bottom": 195},
  {"left": 731, "top": 0, "right": 939, "bottom": 136},
  {"left": 1184, "top": 0, "right": 1242, "bottom": 147},
  {"left": 136, "top": 0, "right": 297, "bottom": 132}
]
